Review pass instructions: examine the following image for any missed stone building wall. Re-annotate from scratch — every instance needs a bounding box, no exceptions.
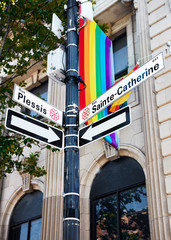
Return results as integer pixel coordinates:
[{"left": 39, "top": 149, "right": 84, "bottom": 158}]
[{"left": 147, "top": 0, "right": 171, "bottom": 232}]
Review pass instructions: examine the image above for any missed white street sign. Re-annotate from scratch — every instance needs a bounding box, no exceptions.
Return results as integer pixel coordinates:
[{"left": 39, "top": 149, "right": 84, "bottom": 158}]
[
  {"left": 5, "top": 109, "right": 63, "bottom": 149},
  {"left": 52, "top": 13, "right": 63, "bottom": 39},
  {"left": 79, "top": 106, "right": 131, "bottom": 147},
  {"left": 79, "top": 52, "right": 164, "bottom": 125},
  {"left": 13, "top": 84, "right": 63, "bottom": 126}
]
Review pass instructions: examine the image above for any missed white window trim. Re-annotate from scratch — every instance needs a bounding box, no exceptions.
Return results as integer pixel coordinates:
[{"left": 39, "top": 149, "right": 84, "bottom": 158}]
[{"left": 111, "top": 14, "right": 139, "bottom": 108}]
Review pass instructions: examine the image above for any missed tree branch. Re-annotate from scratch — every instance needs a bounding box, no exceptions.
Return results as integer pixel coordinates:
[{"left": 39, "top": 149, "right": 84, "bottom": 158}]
[
  {"left": 1, "top": 54, "right": 46, "bottom": 86},
  {"left": 0, "top": 0, "right": 12, "bottom": 61}
]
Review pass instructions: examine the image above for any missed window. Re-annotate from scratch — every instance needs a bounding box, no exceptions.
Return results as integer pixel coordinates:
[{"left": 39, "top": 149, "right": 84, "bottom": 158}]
[
  {"left": 90, "top": 157, "right": 150, "bottom": 240},
  {"left": 26, "top": 80, "right": 48, "bottom": 117},
  {"left": 113, "top": 32, "right": 128, "bottom": 80},
  {"left": 8, "top": 191, "right": 43, "bottom": 240}
]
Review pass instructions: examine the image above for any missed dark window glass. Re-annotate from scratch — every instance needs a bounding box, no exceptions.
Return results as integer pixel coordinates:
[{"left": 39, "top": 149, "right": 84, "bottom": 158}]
[
  {"left": 120, "top": 186, "right": 150, "bottom": 240},
  {"left": 10, "top": 223, "right": 28, "bottom": 240},
  {"left": 90, "top": 157, "right": 150, "bottom": 240},
  {"left": 8, "top": 191, "right": 43, "bottom": 240},
  {"left": 95, "top": 194, "right": 118, "bottom": 239},
  {"left": 26, "top": 81, "right": 48, "bottom": 117},
  {"left": 90, "top": 157, "right": 145, "bottom": 199},
  {"left": 113, "top": 33, "right": 128, "bottom": 80}
]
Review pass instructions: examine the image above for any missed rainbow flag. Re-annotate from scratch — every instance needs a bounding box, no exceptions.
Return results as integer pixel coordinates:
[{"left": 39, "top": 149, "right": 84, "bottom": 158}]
[
  {"left": 109, "top": 63, "right": 139, "bottom": 112},
  {"left": 79, "top": 19, "right": 119, "bottom": 148}
]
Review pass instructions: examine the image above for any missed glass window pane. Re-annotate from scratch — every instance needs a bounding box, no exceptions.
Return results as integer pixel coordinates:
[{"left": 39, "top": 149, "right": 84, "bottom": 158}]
[
  {"left": 20, "top": 223, "right": 29, "bottom": 240},
  {"left": 113, "top": 33, "right": 128, "bottom": 79},
  {"left": 10, "top": 191, "right": 43, "bottom": 226},
  {"left": 10, "top": 223, "right": 28, "bottom": 240},
  {"left": 120, "top": 186, "right": 150, "bottom": 240},
  {"left": 30, "top": 218, "right": 42, "bottom": 240},
  {"left": 95, "top": 195, "right": 118, "bottom": 240},
  {"left": 31, "top": 81, "right": 48, "bottom": 101},
  {"left": 27, "top": 81, "right": 48, "bottom": 117}
]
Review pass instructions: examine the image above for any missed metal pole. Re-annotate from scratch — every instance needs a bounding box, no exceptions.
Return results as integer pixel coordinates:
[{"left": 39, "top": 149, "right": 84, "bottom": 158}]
[{"left": 63, "top": 0, "right": 79, "bottom": 239}]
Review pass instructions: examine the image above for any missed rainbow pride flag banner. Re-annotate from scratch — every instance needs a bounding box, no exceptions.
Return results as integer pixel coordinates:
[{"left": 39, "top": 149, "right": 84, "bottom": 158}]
[
  {"left": 79, "top": 19, "right": 119, "bottom": 148},
  {"left": 109, "top": 62, "right": 139, "bottom": 113}
]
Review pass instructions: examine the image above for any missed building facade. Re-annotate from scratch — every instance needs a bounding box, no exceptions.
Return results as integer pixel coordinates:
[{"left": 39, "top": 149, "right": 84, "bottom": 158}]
[{"left": 0, "top": 0, "right": 171, "bottom": 239}]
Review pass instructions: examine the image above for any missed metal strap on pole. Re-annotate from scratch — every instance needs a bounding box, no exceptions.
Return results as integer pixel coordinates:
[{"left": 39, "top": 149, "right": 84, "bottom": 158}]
[
  {"left": 63, "top": 192, "right": 80, "bottom": 197},
  {"left": 63, "top": 217, "right": 80, "bottom": 222}
]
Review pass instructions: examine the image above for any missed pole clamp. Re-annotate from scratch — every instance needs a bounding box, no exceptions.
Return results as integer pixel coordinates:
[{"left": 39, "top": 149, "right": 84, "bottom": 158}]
[
  {"left": 66, "top": 69, "right": 78, "bottom": 74},
  {"left": 65, "top": 134, "right": 78, "bottom": 138},
  {"left": 64, "top": 146, "right": 79, "bottom": 149},
  {"left": 66, "top": 27, "right": 76, "bottom": 33},
  {"left": 63, "top": 192, "right": 79, "bottom": 197},
  {"left": 66, "top": 109, "right": 77, "bottom": 113},
  {"left": 64, "top": 124, "right": 77, "bottom": 127},
  {"left": 63, "top": 217, "right": 80, "bottom": 222},
  {"left": 66, "top": 104, "right": 79, "bottom": 109},
  {"left": 66, "top": 43, "right": 77, "bottom": 48}
]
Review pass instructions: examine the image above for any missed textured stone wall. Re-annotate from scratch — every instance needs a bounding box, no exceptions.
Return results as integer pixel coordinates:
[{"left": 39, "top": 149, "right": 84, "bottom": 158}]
[{"left": 147, "top": 0, "right": 171, "bottom": 234}]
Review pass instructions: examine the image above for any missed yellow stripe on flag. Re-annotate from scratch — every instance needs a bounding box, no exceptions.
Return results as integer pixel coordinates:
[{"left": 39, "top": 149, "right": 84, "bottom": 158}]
[
  {"left": 89, "top": 21, "right": 98, "bottom": 122},
  {"left": 110, "top": 91, "right": 131, "bottom": 112}
]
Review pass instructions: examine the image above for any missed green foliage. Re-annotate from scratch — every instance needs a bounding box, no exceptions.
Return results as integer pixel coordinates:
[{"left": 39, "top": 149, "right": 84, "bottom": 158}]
[
  {"left": 94, "top": 17, "right": 109, "bottom": 34},
  {"left": 0, "top": 0, "right": 67, "bottom": 178},
  {"left": 0, "top": 0, "right": 67, "bottom": 78},
  {"left": 21, "top": 152, "right": 46, "bottom": 177},
  {"left": 0, "top": 123, "right": 45, "bottom": 178}
]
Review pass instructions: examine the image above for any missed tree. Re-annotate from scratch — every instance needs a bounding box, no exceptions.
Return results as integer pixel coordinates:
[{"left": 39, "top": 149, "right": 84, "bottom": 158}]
[
  {"left": 0, "top": 0, "right": 66, "bottom": 178},
  {"left": 0, "top": 0, "right": 108, "bottom": 178}
]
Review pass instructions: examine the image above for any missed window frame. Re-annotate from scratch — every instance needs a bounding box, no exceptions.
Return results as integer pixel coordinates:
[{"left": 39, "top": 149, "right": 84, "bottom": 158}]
[
  {"left": 111, "top": 14, "right": 135, "bottom": 73},
  {"left": 113, "top": 31, "right": 128, "bottom": 80},
  {"left": 110, "top": 14, "right": 139, "bottom": 108},
  {"left": 90, "top": 182, "right": 147, "bottom": 240},
  {"left": 24, "top": 79, "right": 49, "bottom": 119},
  {"left": 8, "top": 190, "right": 43, "bottom": 240},
  {"left": 9, "top": 216, "right": 42, "bottom": 240},
  {"left": 90, "top": 157, "right": 150, "bottom": 240}
]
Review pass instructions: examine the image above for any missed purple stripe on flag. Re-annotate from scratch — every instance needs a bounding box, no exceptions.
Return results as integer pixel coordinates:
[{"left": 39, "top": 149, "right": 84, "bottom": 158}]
[{"left": 105, "top": 37, "right": 112, "bottom": 90}]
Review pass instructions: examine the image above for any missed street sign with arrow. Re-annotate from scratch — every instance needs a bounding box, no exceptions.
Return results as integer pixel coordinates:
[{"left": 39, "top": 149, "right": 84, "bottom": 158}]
[
  {"left": 79, "top": 106, "right": 131, "bottom": 147},
  {"left": 5, "top": 109, "right": 63, "bottom": 149}
]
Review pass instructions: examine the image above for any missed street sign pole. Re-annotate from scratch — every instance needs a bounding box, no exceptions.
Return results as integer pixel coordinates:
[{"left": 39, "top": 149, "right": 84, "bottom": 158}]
[{"left": 63, "top": 0, "right": 80, "bottom": 239}]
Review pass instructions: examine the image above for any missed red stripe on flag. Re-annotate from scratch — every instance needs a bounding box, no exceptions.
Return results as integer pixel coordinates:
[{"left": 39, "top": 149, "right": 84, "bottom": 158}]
[{"left": 79, "top": 14, "right": 85, "bottom": 110}]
